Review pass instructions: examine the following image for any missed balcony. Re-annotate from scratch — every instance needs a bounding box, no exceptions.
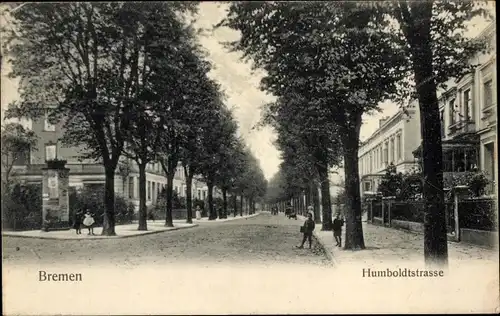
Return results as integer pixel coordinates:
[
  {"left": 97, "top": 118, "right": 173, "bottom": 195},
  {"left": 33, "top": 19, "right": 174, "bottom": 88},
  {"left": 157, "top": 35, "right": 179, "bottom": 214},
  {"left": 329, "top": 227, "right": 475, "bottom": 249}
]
[{"left": 448, "top": 119, "right": 476, "bottom": 137}]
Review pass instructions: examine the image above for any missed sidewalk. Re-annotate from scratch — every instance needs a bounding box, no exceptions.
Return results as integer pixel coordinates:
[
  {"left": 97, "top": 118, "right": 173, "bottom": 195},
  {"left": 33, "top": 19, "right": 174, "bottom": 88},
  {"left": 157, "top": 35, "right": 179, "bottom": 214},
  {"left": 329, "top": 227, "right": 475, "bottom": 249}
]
[
  {"left": 2, "top": 221, "right": 198, "bottom": 240},
  {"left": 2, "top": 213, "right": 260, "bottom": 240},
  {"left": 298, "top": 215, "right": 498, "bottom": 266}
]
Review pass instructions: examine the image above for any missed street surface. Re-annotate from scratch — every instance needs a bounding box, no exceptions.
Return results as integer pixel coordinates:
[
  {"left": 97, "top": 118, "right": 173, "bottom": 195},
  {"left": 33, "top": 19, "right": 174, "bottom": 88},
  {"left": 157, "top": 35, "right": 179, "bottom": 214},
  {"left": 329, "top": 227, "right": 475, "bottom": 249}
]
[{"left": 3, "top": 213, "right": 330, "bottom": 267}]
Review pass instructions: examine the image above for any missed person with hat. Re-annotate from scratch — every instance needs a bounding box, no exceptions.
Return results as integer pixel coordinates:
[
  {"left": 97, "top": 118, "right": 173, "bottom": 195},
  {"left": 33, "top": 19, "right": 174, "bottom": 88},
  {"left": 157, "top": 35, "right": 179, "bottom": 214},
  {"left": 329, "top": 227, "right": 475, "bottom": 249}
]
[
  {"left": 332, "top": 213, "right": 344, "bottom": 247},
  {"left": 297, "top": 212, "right": 315, "bottom": 249}
]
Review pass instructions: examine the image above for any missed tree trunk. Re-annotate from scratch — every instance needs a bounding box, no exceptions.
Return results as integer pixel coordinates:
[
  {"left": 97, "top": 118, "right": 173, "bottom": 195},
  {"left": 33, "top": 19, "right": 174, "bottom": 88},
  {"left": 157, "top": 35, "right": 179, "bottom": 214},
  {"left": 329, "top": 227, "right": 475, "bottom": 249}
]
[
  {"left": 137, "top": 162, "right": 147, "bottom": 231},
  {"left": 221, "top": 188, "right": 228, "bottom": 219},
  {"left": 318, "top": 163, "right": 333, "bottom": 231},
  {"left": 239, "top": 195, "right": 243, "bottom": 216},
  {"left": 404, "top": 3, "right": 448, "bottom": 267},
  {"left": 341, "top": 122, "right": 365, "bottom": 250},
  {"left": 101, "top": 167, "right": 116, "bottom": 236},
  {"left": 306, "top": 182, "right": 312, "bottom": 209},
  {"left": 233, "top": 194, "right": 238, "bottom": 217},
  {"left": 165, "top": 173, "right": 174, "bottom": 227},
  {"left": 311, "top": 182, "right": 321, "bottom": 224},
  {"left": 207, "top": 181, "right": 215, "bottom": 220},
  {"left": 185, "top": 171, "right": 193, "bottom": 224}
]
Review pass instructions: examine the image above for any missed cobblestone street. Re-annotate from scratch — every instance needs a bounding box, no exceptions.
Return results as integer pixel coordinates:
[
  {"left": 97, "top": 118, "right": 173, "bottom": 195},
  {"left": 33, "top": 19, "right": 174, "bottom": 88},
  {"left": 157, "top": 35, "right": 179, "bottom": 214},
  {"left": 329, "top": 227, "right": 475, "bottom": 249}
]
[{"left": 3, "top": 213, "right": 330, "bottom": 267}]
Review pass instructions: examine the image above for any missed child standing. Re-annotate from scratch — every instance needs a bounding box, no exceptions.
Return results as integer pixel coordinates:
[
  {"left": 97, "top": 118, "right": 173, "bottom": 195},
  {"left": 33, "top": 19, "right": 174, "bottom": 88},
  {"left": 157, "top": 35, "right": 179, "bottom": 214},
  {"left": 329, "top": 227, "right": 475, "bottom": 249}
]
[
  {"left": 82, "top": 210, "right": 95, "bottom": 235},
  {"left": 297, "top": 212, "right": 315, "bottom": 249},
  {"left": 195, "top": 205, "right": 202, "bottom": 220},
  {"left": 73, "top": 210, "right": 83, "bottom": 235},
  {"left": 332, "top": 213, "right": 344, "bottom": 247}
]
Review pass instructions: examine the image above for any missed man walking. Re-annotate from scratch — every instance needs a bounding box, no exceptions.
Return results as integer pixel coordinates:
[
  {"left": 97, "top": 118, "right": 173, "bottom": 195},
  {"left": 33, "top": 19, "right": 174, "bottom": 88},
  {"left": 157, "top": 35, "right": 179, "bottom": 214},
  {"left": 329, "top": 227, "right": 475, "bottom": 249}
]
[{"left": 332, "top": 213, "right": 344, "bottom": 247}]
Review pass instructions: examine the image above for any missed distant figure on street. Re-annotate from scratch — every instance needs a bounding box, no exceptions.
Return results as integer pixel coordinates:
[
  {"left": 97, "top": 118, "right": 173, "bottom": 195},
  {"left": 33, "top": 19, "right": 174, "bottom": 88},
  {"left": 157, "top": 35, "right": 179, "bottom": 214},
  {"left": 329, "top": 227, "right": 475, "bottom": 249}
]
[
  {"left": 73, "top": 210, "right": 83, "bottom": 235},
  {"left": 195, "top": 205, "right": 202, "bottom": 220},
  {"left": 332, "top": 213, "right": 344, "bottom": 247},
  {"left": 297, "top": 212, "right": 315, "bottom": 249},
  {"left": 82, "top": 210, "right": 95, "bottom": 235}
]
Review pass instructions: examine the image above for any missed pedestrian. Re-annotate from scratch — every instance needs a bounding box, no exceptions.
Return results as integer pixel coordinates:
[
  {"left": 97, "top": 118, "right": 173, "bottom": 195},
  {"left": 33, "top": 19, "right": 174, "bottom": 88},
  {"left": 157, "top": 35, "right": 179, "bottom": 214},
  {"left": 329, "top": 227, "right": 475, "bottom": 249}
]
[
  {"left": 297, "top": 212, "right": 315, "bottom": 249},
  {"left": 73, "top": 210, "right": 83, "bottom": 235},
  {"left": 332, "top": 213, "right": 344, "bottom": 247},
  {"left": 82, "top": 210, "right": 95, "bottom": 235},
  {"left": 195, "top": 205, "right": 202, "bottom": 220}
]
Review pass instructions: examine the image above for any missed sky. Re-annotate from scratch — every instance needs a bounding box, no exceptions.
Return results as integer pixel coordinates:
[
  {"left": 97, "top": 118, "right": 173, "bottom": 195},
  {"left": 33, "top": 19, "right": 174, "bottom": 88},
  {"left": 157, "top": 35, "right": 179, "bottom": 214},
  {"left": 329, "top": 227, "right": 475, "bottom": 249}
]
[{"left": 1, "top": 2, "right": 495, "bottom": 181}]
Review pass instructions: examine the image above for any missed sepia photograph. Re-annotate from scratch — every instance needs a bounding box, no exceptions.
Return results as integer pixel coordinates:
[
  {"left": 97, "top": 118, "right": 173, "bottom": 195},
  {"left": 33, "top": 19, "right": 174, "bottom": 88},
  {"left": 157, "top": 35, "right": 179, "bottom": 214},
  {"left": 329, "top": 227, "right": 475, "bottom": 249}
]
[{"left": 1, "top": 1, "right": 498, "bottom": 314}]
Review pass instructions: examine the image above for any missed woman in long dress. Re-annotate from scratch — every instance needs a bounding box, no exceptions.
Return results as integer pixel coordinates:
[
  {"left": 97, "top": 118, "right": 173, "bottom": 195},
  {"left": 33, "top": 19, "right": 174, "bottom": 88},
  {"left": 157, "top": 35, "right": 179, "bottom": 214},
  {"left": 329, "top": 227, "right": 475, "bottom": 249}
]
[
  {"left": 195, "top": 205, "right": 202, "bottom": 220},
  {"left": 82, "top": 210, "right": 95, "bottom": 235}
]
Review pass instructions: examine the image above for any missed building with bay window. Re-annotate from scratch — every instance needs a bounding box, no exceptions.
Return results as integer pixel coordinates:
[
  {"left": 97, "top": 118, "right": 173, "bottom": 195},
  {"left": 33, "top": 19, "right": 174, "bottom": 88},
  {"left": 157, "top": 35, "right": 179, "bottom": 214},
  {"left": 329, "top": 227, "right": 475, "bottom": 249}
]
[
  {"left": 413, "top": 21, "right": 496, "bottom": 195},
  {"left": 360, "top": 21, "right": 496, "bottom": 197}
]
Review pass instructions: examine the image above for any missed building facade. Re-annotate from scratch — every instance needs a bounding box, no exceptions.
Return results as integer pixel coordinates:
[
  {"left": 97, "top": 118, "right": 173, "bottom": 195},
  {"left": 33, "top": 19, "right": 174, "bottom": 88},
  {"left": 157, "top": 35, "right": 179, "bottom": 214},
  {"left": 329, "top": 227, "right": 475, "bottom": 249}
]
[
  {"left": 414, "top": 21, "right": 497, "bottom": 195},
  {"left": 358, "top": 104, "right": 421, "bottom": 196},
  {"left": 9, "top": 112, "right": 219, "bottom": 211},
  {"left": 359, "top": 22, "right": 497, "bottom": 197}
]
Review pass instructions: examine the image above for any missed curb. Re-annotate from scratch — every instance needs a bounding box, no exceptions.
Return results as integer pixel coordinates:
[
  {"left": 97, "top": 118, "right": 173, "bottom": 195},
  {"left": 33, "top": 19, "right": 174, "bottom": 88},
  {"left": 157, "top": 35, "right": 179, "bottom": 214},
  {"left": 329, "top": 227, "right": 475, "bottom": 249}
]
[
  {"left": 312, "top": 231, "right": 337, "bottom": 266},
  {"left": 2, "top": 224, "right": 199, "bottom": 241}
]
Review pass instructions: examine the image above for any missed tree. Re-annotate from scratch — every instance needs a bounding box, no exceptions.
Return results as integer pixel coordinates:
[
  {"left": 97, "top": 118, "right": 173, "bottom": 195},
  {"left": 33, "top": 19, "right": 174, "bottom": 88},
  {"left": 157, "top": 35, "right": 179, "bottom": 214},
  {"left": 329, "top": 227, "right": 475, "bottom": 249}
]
[
  {"left": 390, "top": 1, "right": 491, "bottom": 267},
  {"left": 117, "top": 3, "right": 198, "bottom": 231},
  {"left": 349, "top": 0, "right": 492, "bottom": 265},
  {"left": 180, "top": 77, "right": 234, "bottom": 223},
  {"left": 377, "top": 163, "right": 404, "bottom": 198},
  {"left": 219, "top": 2, "right": 406, "bottom": 247},
  {"left": 263, "top": 94, "right": 342, "bottom": 227},
  {"left": 1, "top": 123, "right": 38, "bottom": 186},
  {"left": 3, "top": 2, "right": 198, "bottom": 235},
  {"left": 198, "top": 104, "right": 239, "bottom": 220}
]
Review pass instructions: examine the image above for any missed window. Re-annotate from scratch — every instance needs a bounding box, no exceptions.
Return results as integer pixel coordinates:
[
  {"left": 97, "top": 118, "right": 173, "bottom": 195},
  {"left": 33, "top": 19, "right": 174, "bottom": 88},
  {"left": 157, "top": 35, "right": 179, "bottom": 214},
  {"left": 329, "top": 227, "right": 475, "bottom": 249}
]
[
  {"left": 368, "top": 153, "right": 372, "bottom": 173},
  {"left": 128, "top": 177, "right": 135, "bottom": 199},
  {"left": 174, "top": 186, "right": 179, "bottom": 194},
  {"left": 390, "top": 138, "right": 395, "bottom": 163},
  {"left": 152, "top": 182, "right": 156, "bottom": 201},
  {"left": 439, "top": 110, "right": 445, "bottom": 137},
  {"left": 380, "top": 145, "right": 384, "bottom": 167},
  {"left": 363, "top": 182, "right": 371, "bottom": 192},
  {"left": 483, "top": 80, "right": 493, "bottom": 108},
  {"left": 198, "top": 189, "right": 201, "bottom": 200},
  {"left": 463, "top": 89, "right": 472, "bottom": 121},
  {"left": 147, "top": 181, "right": 151, "bottom": 200},
  {"left": 202, "top": 191, "right": 206, "bottom": 200},
  {"left": 48, "top": 174, "right": 59, "bottom": 198},
  {"left": 45, "top": 144, "right": 57, "bottom": 161},
  {"left": 449, "top": 99, "right": 456, "bottom": 125},
  {"left": 44, "top": 111, "right": 56, "bottom": 131},
  {"left": 397, "top": 134, "right": 402, "bottom": 160}
]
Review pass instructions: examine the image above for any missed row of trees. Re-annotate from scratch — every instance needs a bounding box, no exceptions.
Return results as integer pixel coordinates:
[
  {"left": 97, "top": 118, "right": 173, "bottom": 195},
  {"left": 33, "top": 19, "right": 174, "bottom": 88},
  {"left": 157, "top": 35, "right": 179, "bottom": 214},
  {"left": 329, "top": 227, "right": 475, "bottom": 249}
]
[
  {"left": 219, "top": 1, "right": 491, "bottom": 266},
  {"left": 2, "top": 2, "right": 266, "bottom": 235}
]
